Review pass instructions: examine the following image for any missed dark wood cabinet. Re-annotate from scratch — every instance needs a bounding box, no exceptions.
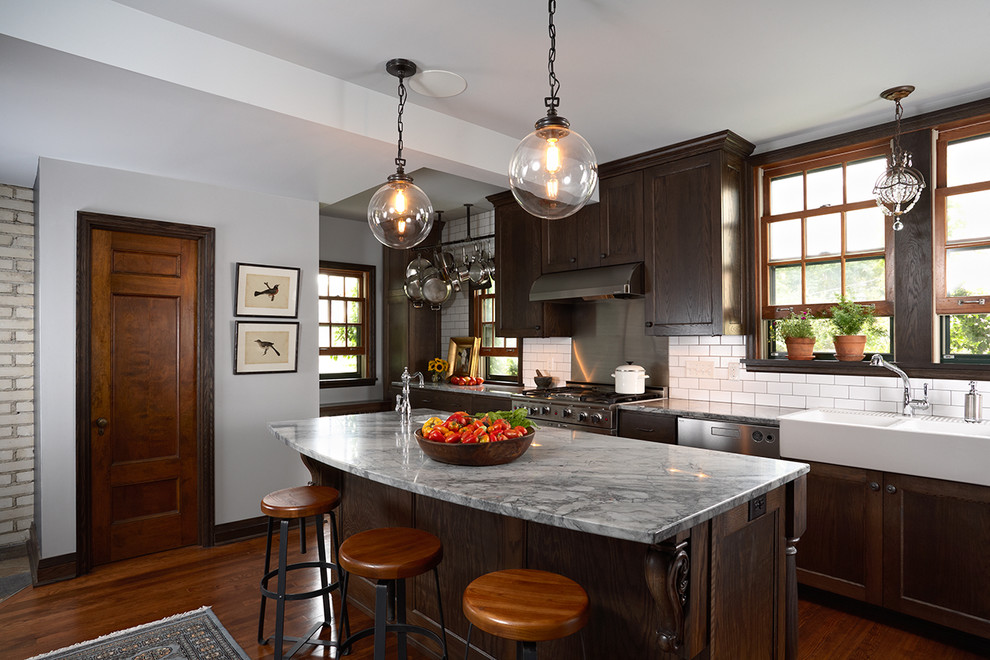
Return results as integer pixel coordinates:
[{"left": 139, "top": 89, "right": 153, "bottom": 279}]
[
  {"left": 541, "top": 171, "right": 644, "bottom": 273},
  {"left": 488, "top": 192, "right": 572, "bottom": 338},
  {"left": 617, "top": 410, "right": 676, "bottom": 444},
  {"left": 642, "top": 131, "right": 753, "bottom": 336},
  {"left": 793, "top": 460, "right": 990, "bottom": 639},
  {"left": 404, "top": 388, "right": 507, "bottom": 415},
  {"left": 383, "top": 240, "right": 441, "bottom": 386}
]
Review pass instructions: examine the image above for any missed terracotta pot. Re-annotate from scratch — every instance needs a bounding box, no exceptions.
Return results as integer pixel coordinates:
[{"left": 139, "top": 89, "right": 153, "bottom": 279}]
[
  {"left": 833, "top": 334, "right": 868, "bottom": 361},
  {"left": 784, "top": 336, "right": 816, "bottom": 361}
]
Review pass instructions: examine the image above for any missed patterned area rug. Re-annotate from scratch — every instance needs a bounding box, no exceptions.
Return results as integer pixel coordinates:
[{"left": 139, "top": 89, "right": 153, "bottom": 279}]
[{"left": 26, "top": 607, "right": 250, "bottom": 660}]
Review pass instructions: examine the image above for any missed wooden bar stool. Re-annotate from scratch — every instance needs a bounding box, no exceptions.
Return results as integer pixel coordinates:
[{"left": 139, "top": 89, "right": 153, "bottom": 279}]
[
  {"left": 462, "top": 569, "right": 589, "bottom": 660},
  {"left": 337, "top": 526, "right": 448, "bottom": 660},
  {"left": 258, "top": 485, "right": 345, "bottom": 660}
]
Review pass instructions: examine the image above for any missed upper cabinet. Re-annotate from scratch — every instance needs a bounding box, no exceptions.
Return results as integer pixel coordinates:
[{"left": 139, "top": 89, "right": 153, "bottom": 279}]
[
  {"left": 489, "top": 192, "right": 572, "bottom": 338},
  {"left": 541, "top": 171, "right": 644, "bottom": 273},
  {"left": 642, "top": 131, "right": 754, "bottom": 336}
]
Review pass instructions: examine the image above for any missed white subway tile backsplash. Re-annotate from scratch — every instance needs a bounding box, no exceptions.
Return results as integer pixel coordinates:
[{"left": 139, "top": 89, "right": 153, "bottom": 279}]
[
  {"left": 779, "top": 395, "right": 807, "bottom": 408},
  {"left": 708, "top": 345, "right": 734, "bottom": 356},
  {"left": 805, "top": 396, "right": 836, "bottom": 408},
  {"left": 688, "top": 389, "right": 711, "bottom": 401},
  {"left": 820, "top": 384, "right": 849, "bottom": 398},
  {"left": 848, "top": 386, "right": 881, "bottom": 400},
  {"left": 743, "top": 380, "right": 768, "bottom": 394},
  {"left": 677, "top": 336, "right": 700, "bottom": 345},
  {"left": 767, "top": 382, "right": 793, "bottom": 395},
  {"left": 698, "top": 335, "right": 722, "bottom": 345},
  {"left": 731, "top": 391, "right": 756, "bottom": 405},
  {"left": 833, "top": 398, "right": 866, "bottom": 410},
  {"left": 719, "top": 379, "right": 743, "bottom": 392},
  {"left": 755, "top": 393, "right": 781, "bottom": 406},
  {"left": 688, "top": 345, "right": 712, "bottom": 356},
  {"left": 806, "top": 374, "right": 835, "bottom": 385},
  {"left": 793, "top": 383, "right": 820, "bottom": 396},
  {"left": 834, "top": 375, "right": 866, "bottom": 387},
  {"left": 755, "top": 372, "right": 780, "bottom": 382},
  {"left": 780, "top": 373, "right": 808, "bottom": 383},
  {"left": 709, "top": 390, "right": 733, "bottom": 403}
]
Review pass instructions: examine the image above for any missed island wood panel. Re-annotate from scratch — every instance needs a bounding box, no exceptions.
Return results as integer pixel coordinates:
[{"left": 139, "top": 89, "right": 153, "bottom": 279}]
[{"left": 710, "top": 487, "right": 786, "bottom": 659}]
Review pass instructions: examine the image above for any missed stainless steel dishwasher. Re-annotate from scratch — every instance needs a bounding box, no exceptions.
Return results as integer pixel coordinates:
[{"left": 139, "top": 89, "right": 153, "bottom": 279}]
[{"left": 676, "top": 417, "right": 780, "bottom": 458}]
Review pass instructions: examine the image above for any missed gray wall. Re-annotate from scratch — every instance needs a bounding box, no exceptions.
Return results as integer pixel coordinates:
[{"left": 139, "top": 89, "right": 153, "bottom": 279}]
[
  {"left": 318, "top": 215, "right": 385, "bottom": 406},
  {"left": 35, "top": 158, "right": 316, "bottom": 559}
]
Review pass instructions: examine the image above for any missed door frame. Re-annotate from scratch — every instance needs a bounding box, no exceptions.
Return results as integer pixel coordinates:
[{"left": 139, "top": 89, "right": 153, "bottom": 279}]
[{"left": 75, "top": 212, "right": 216, "bottom": 574}]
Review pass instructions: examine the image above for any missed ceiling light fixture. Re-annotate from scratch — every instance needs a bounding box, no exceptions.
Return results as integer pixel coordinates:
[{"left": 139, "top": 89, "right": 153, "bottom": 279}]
[
  {"left": 508, "top": 0, "right": 598, "bottom": 220},
  {"left": 368, "top": 58, "right": 434, "bottom": 248},
  {"left": 873, "top": 85, "right": 926, "bottom": 231}
]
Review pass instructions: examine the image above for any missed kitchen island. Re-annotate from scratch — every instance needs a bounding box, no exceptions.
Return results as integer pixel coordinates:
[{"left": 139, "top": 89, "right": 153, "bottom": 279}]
[{"left": 270, "top": 410, "right": 808, "bottom": 660}]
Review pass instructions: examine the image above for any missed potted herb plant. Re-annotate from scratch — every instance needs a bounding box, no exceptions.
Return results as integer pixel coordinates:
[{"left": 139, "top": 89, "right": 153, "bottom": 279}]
[
  {"left": 776, "top": 311, "right": 816, "bottom": 360},
  {"left": 829, "top": 295, "right": 876, "bottom": 361}
]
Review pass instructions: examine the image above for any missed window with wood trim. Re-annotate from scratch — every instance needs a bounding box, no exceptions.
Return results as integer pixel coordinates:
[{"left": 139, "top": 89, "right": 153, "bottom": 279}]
[
  {"left": 318, "top": 261, "right": 376, "bottom": 385},
  {"left": 472, "top": 279, "right": 521, "bottom": 384},
  {"left": 935, "top": 117, "right": 990, "bottom": 362},
  {"left": 759, "top": 144, "right": 894, "bottom": 357}
]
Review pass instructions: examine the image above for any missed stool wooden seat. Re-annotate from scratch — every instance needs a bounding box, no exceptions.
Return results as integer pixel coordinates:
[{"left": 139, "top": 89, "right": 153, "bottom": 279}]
[
  {"left": 338, "top": 527, "right": 448, "bottom": 660},
  {"left": 463, "top": 569, "right": 589, "bottom": 659},
  {"left": 258, "top": 485, "right": 344, "bottom": 660}
]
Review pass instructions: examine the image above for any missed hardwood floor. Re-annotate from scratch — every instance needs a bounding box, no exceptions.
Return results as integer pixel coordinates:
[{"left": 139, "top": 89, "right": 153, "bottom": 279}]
[{"left": 2, "top": 532, "right": 988, "bottom": 659}]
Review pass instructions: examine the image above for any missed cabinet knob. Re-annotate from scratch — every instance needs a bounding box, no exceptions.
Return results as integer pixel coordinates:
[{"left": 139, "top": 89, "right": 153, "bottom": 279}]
[
  {"left": 645, "top": 321, "right": 653, "bottom": 328},
  {"left": 534, "top": 325, "right": 541, "bottom": 331},
  {"left": 886, "top": 484, "right": 897, "bottom": 494},
  {"left": 600, "top": 253, "right": 607, "bottom": 259},
  {"left": 570, "top": 257, "right": 577, "bottom": 263},
  {"left": 869, "top": 481, "right": 880, "bottom": 491}
]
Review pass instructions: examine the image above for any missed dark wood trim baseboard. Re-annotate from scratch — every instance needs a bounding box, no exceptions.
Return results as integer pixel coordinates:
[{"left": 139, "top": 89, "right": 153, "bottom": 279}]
[
  {"left": 28, "top": 525, "right": 76, "bottom": 586},
  {"left": 319, "top": 401, "right": 390, "bottom": 417},
  {"left": 213, "top": 516, "right": 270, "bottom": 545}
]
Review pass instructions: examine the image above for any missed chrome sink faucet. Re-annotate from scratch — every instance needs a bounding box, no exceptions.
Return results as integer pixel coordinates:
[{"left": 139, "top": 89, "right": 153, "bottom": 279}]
[
  {"left": 869, "top": 354, "right": 929, "bottom": 416},
  {"left": 396, "top": 367, "right": 423, "bottom": 426}
]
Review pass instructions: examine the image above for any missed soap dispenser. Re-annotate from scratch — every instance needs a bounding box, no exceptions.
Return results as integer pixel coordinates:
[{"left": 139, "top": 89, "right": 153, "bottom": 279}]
[{"left": 965, "top": 381, "right": 982, "bottom": 423}]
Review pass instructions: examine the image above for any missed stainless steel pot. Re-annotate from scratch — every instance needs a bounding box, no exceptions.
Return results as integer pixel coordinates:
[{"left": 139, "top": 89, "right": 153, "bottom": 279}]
[{"left": 612, "top": 363, "right": 650, "bottom": 394}]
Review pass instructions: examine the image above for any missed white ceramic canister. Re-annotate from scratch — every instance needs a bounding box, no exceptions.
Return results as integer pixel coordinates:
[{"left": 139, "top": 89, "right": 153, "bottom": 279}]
[{"left": 612, "top": 363, "right": 649, "bottom": 394}]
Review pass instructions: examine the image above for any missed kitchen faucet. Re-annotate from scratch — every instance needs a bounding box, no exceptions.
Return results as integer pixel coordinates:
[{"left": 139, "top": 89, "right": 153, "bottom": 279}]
[
  {"left": 396, "top": 367, "right": 423, "bottom": 426},
  {"left": 869, "top": 354, "right": 929, "bottom": 416}
]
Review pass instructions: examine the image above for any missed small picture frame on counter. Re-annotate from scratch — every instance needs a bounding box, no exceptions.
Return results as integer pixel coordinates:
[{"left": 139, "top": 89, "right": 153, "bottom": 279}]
[
  {"left": 234, "top": 321, "right": 299, "bottom": 374},
  {"left": 235, "top": 262, "right": 300, "bottom": 317},
  {"left": 447, "top": 336, "right": 480, "bottom": 378}
]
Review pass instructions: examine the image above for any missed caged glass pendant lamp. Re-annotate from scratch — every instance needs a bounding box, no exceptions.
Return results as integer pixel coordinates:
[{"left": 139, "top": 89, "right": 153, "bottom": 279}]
[
  {"left": 508, "top": 0, "right": 598, "bottom": 220},
  {"left": 368, "top": 58, "right": 434, "bottom": 248},
  {"left": 873, "top": 85, "right": 926, "bottom": 231}
]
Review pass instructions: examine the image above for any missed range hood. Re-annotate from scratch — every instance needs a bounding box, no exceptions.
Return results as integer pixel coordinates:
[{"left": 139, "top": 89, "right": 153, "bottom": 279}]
[{"left": 529, "top": 262, "right": 645, "bottom": 302}]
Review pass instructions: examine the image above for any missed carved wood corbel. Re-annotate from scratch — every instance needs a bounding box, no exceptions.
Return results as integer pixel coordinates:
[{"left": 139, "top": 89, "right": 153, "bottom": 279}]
[{"left": 646, "top": 539, "right": 690, "bottom": 654}]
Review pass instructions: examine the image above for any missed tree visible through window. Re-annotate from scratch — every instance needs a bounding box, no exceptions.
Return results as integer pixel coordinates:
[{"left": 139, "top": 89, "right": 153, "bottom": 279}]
[
  {"left": 319, "top": 261, "right": 375, "bottom": 384},
  {"left": 759, "top": 145, "right": 894, "bottom": 357},
  {"left": 472, "top": 279, "right": 521, "bottom": 384}
]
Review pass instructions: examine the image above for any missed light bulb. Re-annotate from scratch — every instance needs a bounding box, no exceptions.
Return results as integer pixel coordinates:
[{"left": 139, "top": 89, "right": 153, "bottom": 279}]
[
  {"left": 509, "top": 118, "right": 597, "bottom": 220},
  {"left": 368, "top": 176, "right": 433, "bottom": 248}
]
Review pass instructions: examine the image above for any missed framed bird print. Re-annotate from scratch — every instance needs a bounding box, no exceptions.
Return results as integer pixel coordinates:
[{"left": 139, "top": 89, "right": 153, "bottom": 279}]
[
  {"left": 234, "top": 321, "right": 299, "bottom": 374},
  {"left": 235, "top": 263, "right": 301, "bottom": 317}
]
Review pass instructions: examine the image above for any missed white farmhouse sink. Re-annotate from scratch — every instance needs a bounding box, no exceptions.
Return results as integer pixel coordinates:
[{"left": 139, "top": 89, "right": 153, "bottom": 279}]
[{"left": 779, "top": 409, "right": 990, "bottom": 487}]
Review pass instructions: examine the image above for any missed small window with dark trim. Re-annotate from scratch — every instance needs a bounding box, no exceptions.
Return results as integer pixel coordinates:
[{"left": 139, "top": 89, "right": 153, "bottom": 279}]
[
  {"left": 319, "top": 261, "right": 376, "bottom": 386},
  {"left": 472, "top": 279, "right": 521, "bottom": 384},
  {"left": 935, "top": 117, "right": 990, "bottom": 364}
]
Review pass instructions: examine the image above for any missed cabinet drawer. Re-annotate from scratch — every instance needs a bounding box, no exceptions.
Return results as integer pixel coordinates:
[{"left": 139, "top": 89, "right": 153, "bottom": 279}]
[{"left": 617, "top": 411, "right": 676, "bottom": 443}]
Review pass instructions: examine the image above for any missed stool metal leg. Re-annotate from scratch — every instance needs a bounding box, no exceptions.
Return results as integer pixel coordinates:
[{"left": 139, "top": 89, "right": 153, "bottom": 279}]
[
  {"left": 373, "top": 580, "right": 390, "bottom": 660},
  {"left": 395, "top": 578, "right": 407, "bottom": 660},
  {"left": 315, "top": 514, "right": 331, "bottom": 626},
  {"left": 433, "top": 567, "right": 448, "bottom": 659},
  {"left": 258, "top": 516, "right": 276, "bottom": 644},
  {"left": 299, "top": 517, "right": 306, "bottom": 554},
  {"left": 463, "top": 622, "right": 473, "bottom": 660},
  {"left": 328, "top": 511, "right": 349, "bottom": 639},
  {"left": 274, "top": 518, "right": 290, "bottom": 660},
  {"left": 516, "top": 641, "right": 538, "bottom": 660}
]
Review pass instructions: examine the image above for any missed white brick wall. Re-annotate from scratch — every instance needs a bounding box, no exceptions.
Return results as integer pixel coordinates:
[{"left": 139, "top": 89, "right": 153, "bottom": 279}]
[
  {"left": 668, "top": 335, "right": 990, "bottom": 418},
  {"left": 0, "top": 184, "right": 35, "bottom": 549}
]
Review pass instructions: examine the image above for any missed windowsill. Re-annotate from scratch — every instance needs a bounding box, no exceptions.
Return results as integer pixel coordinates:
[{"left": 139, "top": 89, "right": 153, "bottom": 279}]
[
  {"left": 744, "top": 359, "right": 990, "bottom": 380},
  {"left": 320, "top": 377, "right": 377, "bottom": 389}
]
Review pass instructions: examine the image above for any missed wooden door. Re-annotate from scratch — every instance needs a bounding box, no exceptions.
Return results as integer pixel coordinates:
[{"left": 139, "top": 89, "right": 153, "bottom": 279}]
[{"left": 89, "top": 228, "right": 199, "bottom": 565}]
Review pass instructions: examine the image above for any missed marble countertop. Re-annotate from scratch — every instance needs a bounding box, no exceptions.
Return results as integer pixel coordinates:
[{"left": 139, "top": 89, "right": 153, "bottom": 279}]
[{"left": 269, "top": 410, "right": 808, "bottom": 545}]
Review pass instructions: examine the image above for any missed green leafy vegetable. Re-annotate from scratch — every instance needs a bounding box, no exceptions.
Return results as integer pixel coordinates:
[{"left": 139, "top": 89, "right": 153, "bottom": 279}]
[{"left": 473, "top": 409, "right": 536, "bottom": 430}]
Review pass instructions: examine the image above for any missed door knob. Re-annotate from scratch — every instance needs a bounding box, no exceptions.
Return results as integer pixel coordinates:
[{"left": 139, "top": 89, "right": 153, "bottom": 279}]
[
  {"left": 869, "top": 481, "right": 880, "bottom": 491},
  {"left": 886, "top": 484, "right": 897, "bottom": 494},
  {"left": 96, "top": 417, "right": 108, "bottom": 436}
]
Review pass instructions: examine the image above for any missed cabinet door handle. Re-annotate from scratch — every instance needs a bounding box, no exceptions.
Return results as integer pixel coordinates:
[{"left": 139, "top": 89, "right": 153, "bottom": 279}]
[
  {"left": 635, "top": 427, "right": 656, "bottom": 433},
  {"left": 869, "top": 481, "right": 880, "bottom": 491},
  {"left": 886, "top": 484, "right": 897, "bottom": 494}
]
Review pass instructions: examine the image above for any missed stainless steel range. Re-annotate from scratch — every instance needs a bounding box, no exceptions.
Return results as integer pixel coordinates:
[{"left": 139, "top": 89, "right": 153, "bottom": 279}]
[{"left": 510, "top": 384, "right": 667, "bottom": 435}]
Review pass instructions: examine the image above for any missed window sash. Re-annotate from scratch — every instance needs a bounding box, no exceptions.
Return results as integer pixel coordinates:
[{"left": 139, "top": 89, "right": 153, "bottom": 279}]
[{"left": 319, "top": 263, "right": 372, "bottom": 380}]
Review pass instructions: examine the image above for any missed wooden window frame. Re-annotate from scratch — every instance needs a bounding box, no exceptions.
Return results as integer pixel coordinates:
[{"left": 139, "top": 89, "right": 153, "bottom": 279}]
[
  {"left": 933, "top": 116, "right": 990, "bottom": 315},
  {"left": 758, "top": 142, "right": 895, "bottom": 323},
  {"left": 471, "top": 283, "right": 522, "bottom": 385},
  {"left": 319, "top": 260, "right": 377, "bottom": 388}
]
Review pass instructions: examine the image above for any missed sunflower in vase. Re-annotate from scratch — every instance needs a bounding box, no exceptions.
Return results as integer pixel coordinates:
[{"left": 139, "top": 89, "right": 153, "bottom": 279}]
[{"left": 427, "top": 358, "right": 449, "bottom": 382}]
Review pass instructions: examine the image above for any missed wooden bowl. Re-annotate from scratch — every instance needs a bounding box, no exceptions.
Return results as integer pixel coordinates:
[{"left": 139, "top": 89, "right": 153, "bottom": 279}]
[{"left": 414, "top": 429, "right": 535, "bottom": 466}]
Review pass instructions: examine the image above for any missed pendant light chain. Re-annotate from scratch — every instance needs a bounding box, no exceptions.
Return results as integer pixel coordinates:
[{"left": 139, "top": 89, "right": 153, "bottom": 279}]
[
  {"left": 891, "top": 98, "right": 904, "bottom": 163},
  {"left": 395, "top": 73, "right": 407, "bottom": 173},
  {"left": 545, "top": 0, "right": 560, "bottom": 115}
]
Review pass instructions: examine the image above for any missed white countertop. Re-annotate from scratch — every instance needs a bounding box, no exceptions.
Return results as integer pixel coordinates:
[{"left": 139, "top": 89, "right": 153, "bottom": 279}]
[{"left": 269, "top": 410, "right": 808, "bottom": 545}]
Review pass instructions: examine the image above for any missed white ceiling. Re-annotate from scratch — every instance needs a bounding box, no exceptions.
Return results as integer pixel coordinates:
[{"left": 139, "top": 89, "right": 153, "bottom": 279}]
[{"left": 3, "top": 0, "right": 990, "bottom": 221}]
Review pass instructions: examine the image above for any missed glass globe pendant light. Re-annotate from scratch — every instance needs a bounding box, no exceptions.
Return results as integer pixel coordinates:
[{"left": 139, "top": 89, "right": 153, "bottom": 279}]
[
  {"left": 873, "top": 85, "right": 926, "bottom": 231},
  {"left": 508, "top": 0, "right": 598, "bottom": 220},
  {"left": 368, "top": 58, "right": 434, "bottom": 248}
]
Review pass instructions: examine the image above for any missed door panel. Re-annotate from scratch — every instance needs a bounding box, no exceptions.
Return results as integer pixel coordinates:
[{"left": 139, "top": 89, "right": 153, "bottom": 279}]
[{"left": 90, "top": 229, "right": 199, "bottom": 565}]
